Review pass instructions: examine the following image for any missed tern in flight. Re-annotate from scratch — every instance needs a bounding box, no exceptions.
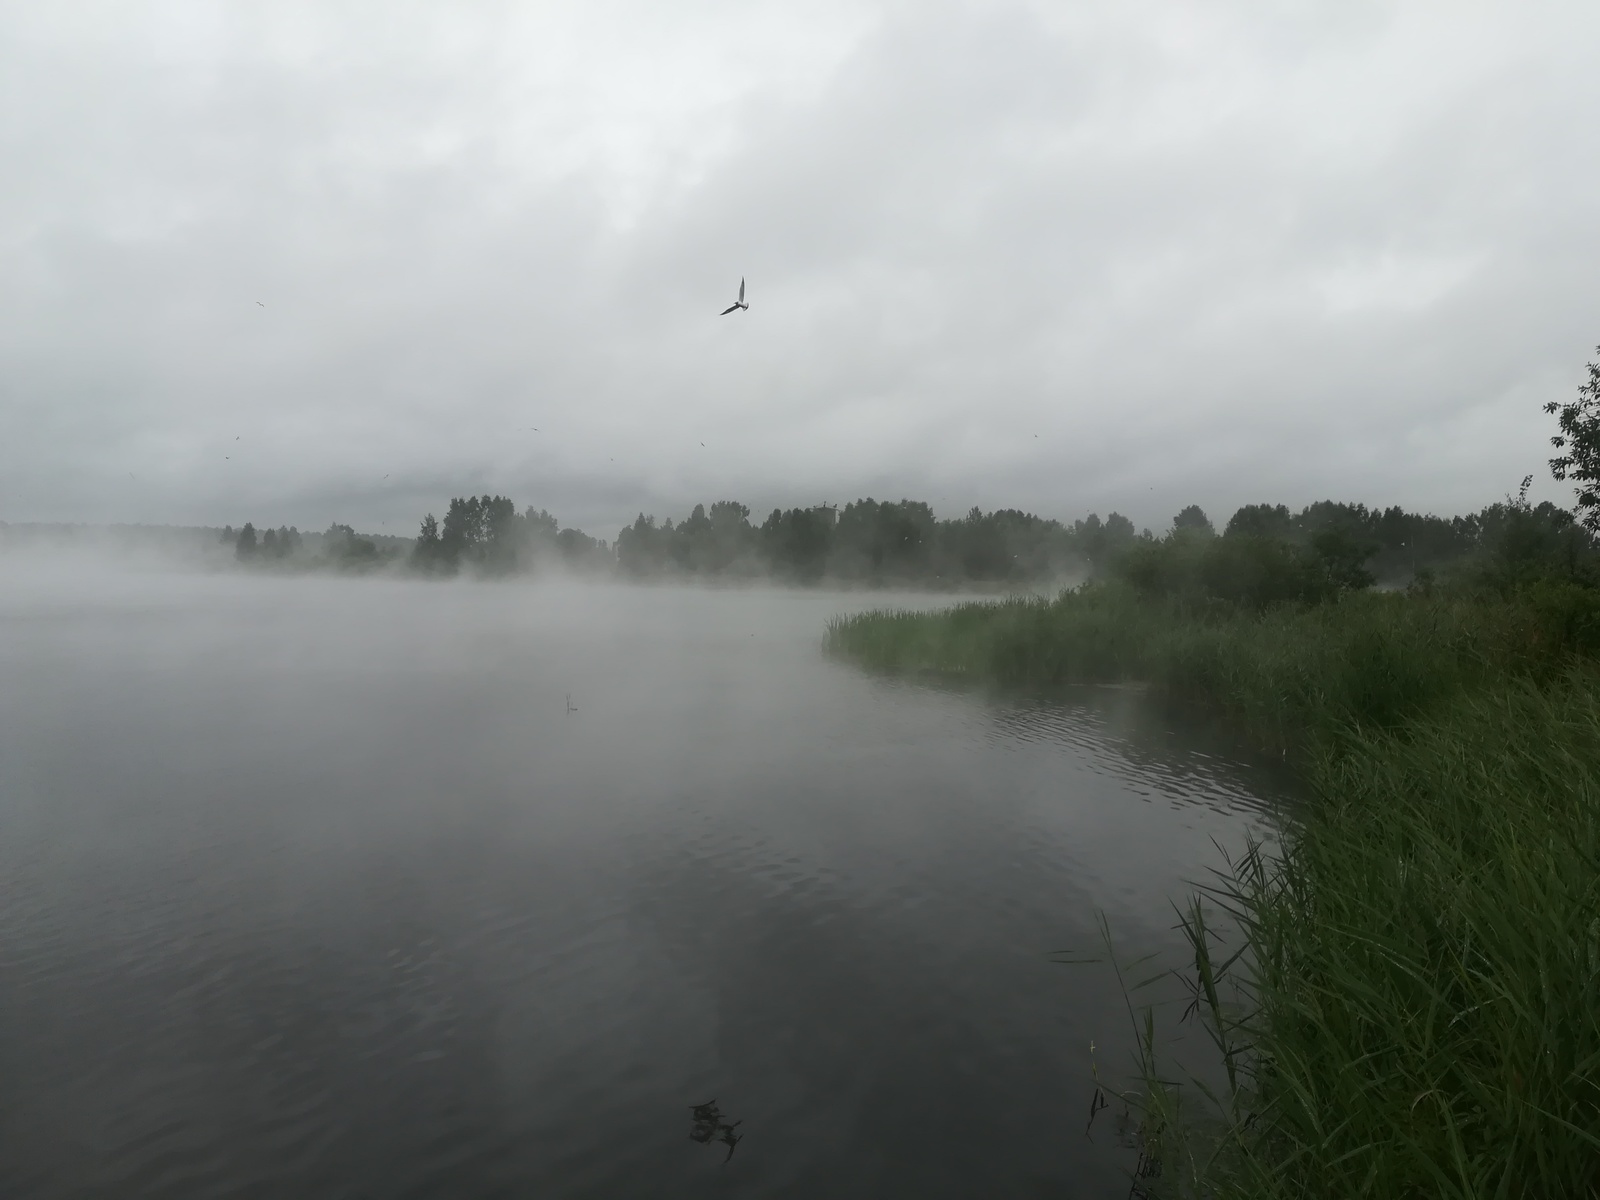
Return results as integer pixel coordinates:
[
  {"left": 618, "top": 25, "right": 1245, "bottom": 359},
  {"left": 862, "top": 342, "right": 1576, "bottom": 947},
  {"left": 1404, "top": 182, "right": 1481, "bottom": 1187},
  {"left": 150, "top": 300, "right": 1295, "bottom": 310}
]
[{"left": 720, "top": 278, "right": 748, "bottom": 315}]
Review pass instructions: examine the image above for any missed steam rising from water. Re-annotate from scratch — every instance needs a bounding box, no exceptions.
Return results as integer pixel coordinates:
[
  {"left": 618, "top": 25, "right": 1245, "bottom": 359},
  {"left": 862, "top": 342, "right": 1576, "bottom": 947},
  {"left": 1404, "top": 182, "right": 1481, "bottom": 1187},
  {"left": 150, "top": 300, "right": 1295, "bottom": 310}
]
[{"left": 0, "top": 559, "right": 1281, "bottom": 1196}]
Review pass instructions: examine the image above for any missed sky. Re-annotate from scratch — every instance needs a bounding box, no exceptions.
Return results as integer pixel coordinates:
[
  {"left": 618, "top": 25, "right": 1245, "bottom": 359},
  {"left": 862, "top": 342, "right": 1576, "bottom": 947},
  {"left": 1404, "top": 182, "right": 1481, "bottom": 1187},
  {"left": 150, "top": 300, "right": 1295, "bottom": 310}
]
[{"left": 3, "top": 0, "right": 1599, "bottom": 540}]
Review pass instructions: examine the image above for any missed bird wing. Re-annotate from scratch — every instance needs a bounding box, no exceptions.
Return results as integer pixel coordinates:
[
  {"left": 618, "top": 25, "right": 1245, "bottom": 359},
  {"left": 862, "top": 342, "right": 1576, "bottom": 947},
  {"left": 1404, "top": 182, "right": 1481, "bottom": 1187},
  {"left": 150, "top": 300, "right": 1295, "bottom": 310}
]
[
  {"left": 738, "top": 277, "right": 745, "bottom": 303},
  {"left": 720, "top": 304, "right": 740, "bottom": 315}
]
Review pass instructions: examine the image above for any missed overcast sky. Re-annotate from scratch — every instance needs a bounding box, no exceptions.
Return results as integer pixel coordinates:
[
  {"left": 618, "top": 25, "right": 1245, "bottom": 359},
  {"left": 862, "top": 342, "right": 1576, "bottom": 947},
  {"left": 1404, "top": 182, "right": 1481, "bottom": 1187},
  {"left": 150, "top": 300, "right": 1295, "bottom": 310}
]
[{"left": 3, "top": 1, "right": 1599, "bottom": 538}]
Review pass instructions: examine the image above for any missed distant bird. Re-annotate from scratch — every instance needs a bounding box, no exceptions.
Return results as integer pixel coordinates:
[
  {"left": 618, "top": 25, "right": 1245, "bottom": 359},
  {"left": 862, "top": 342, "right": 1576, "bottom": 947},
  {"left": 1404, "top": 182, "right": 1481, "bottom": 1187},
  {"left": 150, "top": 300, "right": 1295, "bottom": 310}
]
[
  {"left": 256, "top": 301, "right": 264, "bottom": 307},
  {"left": 700, "top": 442, "right": 705, "bottom": 447},
  {"left": 720, "top": 277, "right": 748, "bottom": 315},
  {"left": 383, "top": 474, "right": 389, "bottom": 479}
]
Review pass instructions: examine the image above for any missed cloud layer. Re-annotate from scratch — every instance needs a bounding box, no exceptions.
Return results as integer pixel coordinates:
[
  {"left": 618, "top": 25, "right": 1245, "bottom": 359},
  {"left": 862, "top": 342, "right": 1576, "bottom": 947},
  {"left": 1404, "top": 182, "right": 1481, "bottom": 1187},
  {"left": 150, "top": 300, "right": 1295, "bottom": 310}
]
[{"left": 4, "top": 0, "right": 1598, "bottom": 538}]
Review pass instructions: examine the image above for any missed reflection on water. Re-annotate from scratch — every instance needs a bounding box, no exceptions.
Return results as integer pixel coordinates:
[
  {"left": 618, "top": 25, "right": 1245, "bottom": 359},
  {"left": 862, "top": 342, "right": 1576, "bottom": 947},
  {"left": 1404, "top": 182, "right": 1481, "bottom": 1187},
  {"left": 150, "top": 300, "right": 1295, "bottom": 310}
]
[
  {"left": 688, "top": 1099, "right": 744, "bottom": 1162},
  {"left": 0, "top": 571, "right": 1285, "bottom": 1198}
]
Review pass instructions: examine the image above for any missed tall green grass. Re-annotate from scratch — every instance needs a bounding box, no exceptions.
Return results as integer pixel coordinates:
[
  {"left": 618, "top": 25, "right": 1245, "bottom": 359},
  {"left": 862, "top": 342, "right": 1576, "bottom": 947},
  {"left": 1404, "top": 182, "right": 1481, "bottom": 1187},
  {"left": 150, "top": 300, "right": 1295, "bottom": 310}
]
[
  {"left": 826, "top": 581, "right": 1600, "bottom": 753},
  {"left": 1228, "top": 678, "right": 1600, "bottom": 1197},
  {"left": 827, "top": 582, "right": 1600, "bottom": 1197}
]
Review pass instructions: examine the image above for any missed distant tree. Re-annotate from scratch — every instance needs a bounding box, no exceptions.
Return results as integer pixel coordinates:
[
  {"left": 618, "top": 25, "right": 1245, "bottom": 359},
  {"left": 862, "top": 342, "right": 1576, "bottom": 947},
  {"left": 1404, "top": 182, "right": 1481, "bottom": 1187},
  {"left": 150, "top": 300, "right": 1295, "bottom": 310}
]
[
  {"left": 705, "top": 500, "right": 755, "bottom": 573},
  {"left": 1475, "top": 477, "right": 1595, "bottom": 583},
  {"left": 760, "top": 506, "right": 832, "bottom": 582},
  {"left": 556, "top": 525, "right": 603, "bottom": 566},
  {"left": 1201, "top": 536, "right": 1333, "bottom": 609},
  {"left": 1225, "top": 504, "right": 1293, "bottom": 540},
  {"left": 441, "top": 496, "right": 486, "bottom": 561},
  {"left": 261, "top": 528, "right": 278, "bottom": 556},
  {"left": 324, "top": 522, "right": 380, "bottom": 568},
  {"left": 617, "top": 514, "right": 669, "bottom": 576},
  {"left": 235, "top": 522, "right": 257, "bottom": 560},
  {"left": 1172, "top": 505, "right": 1214, "bottom": 536},
  {"left": 1296, "top": 501, "right": 1374, "bottom": 543},
  {"left": 478, "top": 495, "right": 521, "bottom": 573},
  {"left": 1309, "top": 528, "right": 1376, "bottom": 592},
  {"left": 1074, "top": 511, "right": 1136, "bottom": 570},
  {"left": 944, "top": 506, "right": 1015, "bottom": 580},
  {"left": 1545, "top": 345, "right": 1600, "bottom": 531},
  {"left": 220, "top": 525, "right": 235, "bottom": 544},
  {"left": 413, "top": 512, "right": 449, "bottom": 574},
  {"left": 832, "top": 499, "right": 936, "bottom": 579}
]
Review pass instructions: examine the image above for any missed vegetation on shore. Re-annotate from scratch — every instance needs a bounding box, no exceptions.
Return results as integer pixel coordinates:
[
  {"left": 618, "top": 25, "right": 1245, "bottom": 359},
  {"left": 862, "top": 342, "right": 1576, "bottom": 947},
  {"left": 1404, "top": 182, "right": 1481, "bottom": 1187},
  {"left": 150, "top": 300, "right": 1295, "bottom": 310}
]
[
  {"left": 207, "top": 479, "right": 1598, "bottom": 593},
  {"left": 826, "top": 416, "right": 1600, "bottom": 1194}
]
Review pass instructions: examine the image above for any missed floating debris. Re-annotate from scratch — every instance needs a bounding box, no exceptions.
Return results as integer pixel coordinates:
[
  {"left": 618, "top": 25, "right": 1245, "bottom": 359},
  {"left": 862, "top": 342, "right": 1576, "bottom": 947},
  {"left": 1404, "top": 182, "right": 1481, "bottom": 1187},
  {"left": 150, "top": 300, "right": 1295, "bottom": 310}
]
[{"left": 688, "top": 1099, "right": 743, "bottom": 1162}]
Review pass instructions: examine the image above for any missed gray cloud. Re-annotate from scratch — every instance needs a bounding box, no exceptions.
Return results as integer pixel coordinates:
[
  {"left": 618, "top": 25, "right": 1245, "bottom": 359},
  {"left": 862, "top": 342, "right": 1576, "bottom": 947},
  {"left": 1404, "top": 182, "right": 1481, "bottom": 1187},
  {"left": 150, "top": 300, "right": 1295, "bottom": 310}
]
[{"left": 3, "top": 0, "right": 1598, "bottom": 539}]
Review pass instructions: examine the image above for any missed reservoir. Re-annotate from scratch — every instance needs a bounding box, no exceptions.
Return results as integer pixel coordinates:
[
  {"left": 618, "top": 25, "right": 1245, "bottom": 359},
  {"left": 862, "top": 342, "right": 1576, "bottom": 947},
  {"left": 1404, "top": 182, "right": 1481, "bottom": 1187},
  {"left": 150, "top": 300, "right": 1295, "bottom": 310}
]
[{"left": 0, "top": 567, "right": 1284, "bottom": 1198}]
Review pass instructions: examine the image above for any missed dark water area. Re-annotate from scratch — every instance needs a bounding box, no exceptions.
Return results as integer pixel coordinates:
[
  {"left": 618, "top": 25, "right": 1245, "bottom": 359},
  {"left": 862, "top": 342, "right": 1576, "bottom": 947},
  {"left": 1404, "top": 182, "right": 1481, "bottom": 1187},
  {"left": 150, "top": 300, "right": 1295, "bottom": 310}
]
[{"left": 0, "top": 567, "right": 1287, "bottom": 1198}]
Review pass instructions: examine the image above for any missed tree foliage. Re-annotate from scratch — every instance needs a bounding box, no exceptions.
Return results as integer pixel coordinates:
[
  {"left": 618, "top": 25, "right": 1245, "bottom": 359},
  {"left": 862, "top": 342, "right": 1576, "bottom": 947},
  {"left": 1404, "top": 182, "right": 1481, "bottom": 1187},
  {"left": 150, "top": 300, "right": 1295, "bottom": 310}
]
[
  {"left": 415, "top": 495, "right": 611, "bottom": 577},
  {"left": 1545, "top": 345, "right": 1600, "bottom": 531}
]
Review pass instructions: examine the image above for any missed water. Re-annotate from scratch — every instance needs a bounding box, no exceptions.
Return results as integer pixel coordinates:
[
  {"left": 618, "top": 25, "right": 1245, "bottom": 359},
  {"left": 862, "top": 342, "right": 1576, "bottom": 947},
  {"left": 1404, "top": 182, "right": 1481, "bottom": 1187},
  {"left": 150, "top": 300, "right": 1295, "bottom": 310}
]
[{"left": 0, "top": 567, "right": 1286, "bottom": 1198}]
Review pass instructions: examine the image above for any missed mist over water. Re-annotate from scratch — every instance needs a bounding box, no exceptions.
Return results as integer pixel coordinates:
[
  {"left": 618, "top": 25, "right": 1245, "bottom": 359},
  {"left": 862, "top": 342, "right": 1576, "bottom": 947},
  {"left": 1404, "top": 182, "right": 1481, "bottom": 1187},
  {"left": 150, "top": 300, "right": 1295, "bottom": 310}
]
[{"left": 0, "top": 565, "right": 1284, "bottom": 1198}]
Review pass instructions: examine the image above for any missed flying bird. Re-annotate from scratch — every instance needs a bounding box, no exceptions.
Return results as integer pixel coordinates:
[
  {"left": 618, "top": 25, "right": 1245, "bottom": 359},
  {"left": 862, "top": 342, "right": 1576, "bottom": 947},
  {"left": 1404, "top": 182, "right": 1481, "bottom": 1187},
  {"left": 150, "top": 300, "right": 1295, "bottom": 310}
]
[
  {"left": 720, "top": 278, "right": 748, "bottom": 315},
  {"left": 256, "top": 301, "right": 264, "bottom": 307}
]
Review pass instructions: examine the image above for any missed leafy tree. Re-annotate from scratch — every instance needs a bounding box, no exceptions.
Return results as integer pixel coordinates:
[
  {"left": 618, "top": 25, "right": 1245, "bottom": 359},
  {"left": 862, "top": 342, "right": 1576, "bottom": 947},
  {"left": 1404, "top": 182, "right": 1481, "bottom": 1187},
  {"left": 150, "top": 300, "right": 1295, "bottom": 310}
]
[
  {"left": 1172, "top": 505, "right": 1214, "bottom": 536},
  {"left": 441, "top": 496, "right": 486, "bottom": 560},
  {"left": 1309, "top": 528, "right": 1376, "bottom": 591},
  {"left": 324, "top": 523, "right": 380, "bottom": 567},
  {"left": 1075, "top": 512, "right": 1135, "bottom": 569},
  {"left": 1202, "top": 535, "right": 1331, "bottom": 609},
  {"left": 832, "top": 499, "right": 936, "bottom": 579},
  {"left": 617, "top": 514, "right": 669, "bottom": 576},
  {"left": 704, "top": 500, "right": 756, "bottom": 573},
  {"left": 413, "top": 513, "right": 449, "bottom": 573},
  {"left": 557, "top": 525, "right": 602, "bottom": 564},
  {"left": 760, "top": 507, "right": 833, "bottom": 582},
  {"left": 1475, "top": 477, "right": 1595, "bottom": 584},
  {"left": 1545, "top": 345, "right": 1600, "bottom": 530},
  {"left": 1225, "top": 504, "right": 1293, "bottom": 540}
]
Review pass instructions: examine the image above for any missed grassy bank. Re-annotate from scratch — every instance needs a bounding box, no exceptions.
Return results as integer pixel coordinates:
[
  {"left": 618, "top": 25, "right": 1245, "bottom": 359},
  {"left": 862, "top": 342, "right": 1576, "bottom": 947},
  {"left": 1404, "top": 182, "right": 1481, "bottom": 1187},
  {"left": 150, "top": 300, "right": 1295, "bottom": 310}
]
[{"left": 827, "top": 582, "right": 1600, "bottom": 1197}]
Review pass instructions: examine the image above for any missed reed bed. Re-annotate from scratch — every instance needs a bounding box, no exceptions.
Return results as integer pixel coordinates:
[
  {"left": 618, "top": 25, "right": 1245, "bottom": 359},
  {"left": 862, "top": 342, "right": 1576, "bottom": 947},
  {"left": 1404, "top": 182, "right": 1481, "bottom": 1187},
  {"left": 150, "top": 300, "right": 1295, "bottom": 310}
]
[{"left": 827, "top": 582, "right": 1600, "bottom": 1197}]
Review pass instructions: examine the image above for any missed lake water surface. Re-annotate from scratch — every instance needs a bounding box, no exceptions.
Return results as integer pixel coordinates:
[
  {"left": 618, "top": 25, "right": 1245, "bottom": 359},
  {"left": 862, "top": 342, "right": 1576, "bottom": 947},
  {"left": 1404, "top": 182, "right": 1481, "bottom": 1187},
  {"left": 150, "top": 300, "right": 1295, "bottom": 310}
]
[{"left": 0, "top": 568, "right": 1285, "bottom": 1198}]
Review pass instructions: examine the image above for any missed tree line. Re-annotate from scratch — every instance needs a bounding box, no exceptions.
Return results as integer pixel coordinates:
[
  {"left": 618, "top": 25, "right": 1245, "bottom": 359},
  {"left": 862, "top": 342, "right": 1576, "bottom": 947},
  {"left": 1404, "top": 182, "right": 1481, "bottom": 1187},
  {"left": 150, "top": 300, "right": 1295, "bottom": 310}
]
[
  {"left": 613, "top": 499, "right": 1136, "bottom": 584},
  {"left": 1112, "top": 484, "right": 1596, "bottom": 610},
  {"left": 219, "top": 487, "right": 1594, "bottom": 591},
  {"left": 401, "top": 488, "right": 1596, "bottom": 590},
  {"left": 222, "top": 522, "right": 391, "bottom": 570},
  {"left": 411, "top": 494, "right": 610, "bottom": 575}
]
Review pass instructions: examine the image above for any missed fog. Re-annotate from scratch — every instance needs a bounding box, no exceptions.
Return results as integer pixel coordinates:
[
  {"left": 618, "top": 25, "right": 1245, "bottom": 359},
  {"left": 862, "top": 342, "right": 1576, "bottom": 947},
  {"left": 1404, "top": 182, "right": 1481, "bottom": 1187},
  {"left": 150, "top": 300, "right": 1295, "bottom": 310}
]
[
  {"left": 0, "top": 562, "right": 1285, "bottom": 1196},
  {"left": 6, "top": 2, "right": 1583, "bottom": 1192}
]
